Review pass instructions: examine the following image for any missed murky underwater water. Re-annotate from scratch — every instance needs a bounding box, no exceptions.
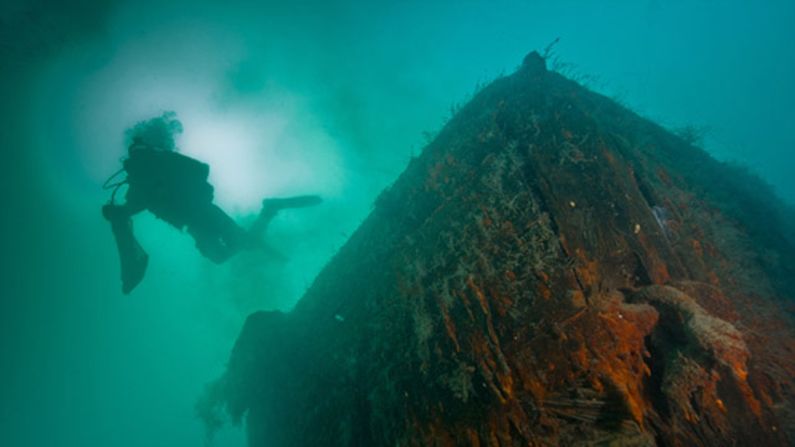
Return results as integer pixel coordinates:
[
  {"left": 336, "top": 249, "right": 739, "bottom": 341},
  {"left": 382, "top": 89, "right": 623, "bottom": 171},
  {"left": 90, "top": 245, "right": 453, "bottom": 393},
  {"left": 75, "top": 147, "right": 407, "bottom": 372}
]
[{"left": 1, "top": 1, "right": 793, "bottom": 446}]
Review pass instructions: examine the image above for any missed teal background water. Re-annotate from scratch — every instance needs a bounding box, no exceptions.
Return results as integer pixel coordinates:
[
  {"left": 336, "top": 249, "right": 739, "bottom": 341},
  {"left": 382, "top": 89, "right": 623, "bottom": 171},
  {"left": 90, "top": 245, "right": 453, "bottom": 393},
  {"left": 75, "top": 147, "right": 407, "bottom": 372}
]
[{"left": 1, "top": 1, "right": 793, "bottom": 446}]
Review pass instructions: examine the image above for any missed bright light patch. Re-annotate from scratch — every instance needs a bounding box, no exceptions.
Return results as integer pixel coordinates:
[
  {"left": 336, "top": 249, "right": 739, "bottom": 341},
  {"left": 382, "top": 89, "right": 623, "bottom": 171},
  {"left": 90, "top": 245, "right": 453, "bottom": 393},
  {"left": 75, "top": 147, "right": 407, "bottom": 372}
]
[
  {"left": 175, "top": 106, "right": 347, "bottom": 215},
  {"left": 30, "top": 11, "right": 348, "bottom": 217},
  {"left": 179, "top": 112, "right": 287, "bottom": 213}
]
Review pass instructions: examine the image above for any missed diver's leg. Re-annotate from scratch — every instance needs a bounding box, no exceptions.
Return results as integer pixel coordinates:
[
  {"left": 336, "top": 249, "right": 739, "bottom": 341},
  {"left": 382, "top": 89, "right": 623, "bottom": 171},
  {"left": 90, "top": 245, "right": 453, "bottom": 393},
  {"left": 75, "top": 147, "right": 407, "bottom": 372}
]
[
  {"left": 250, "top": 195, "right": 322, "bottom": 236},
  {"left": 102, "top": 199, "right": 145, "bottom": 221},
  {"left": 189, "top": 225, "right": 234, "bottom": 263},
  {"left": 188, "top": 205, "right": 247, "bottom": 263}
]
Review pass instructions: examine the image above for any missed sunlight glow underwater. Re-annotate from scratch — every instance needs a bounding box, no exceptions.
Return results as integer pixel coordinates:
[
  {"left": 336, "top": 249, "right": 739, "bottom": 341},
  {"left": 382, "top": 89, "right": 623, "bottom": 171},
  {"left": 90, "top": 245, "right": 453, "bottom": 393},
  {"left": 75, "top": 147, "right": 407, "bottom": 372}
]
[{"left": 31, "top": 11, "right": 347, "bottom": 219}]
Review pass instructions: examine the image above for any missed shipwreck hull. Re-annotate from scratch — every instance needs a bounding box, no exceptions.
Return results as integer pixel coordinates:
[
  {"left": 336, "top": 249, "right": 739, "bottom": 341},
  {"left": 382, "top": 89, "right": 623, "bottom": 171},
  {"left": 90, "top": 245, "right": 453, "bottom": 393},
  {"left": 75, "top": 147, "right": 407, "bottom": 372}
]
[{"left": 221, "top": 52, "right": 795, "bottom": 446}]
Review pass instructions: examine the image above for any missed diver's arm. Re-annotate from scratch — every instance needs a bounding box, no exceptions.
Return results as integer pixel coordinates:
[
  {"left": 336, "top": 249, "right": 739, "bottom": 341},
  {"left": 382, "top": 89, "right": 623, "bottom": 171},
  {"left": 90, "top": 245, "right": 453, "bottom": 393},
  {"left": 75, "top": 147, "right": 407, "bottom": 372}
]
[{"left": 102, "top": 188, "right": 146, "bottom": 221}]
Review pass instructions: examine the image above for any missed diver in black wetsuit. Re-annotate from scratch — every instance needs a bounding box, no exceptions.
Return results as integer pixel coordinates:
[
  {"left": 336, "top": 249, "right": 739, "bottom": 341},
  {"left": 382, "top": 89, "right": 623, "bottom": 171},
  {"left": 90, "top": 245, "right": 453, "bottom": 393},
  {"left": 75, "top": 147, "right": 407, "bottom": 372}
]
[{"left": 102, "top": 137, "right": 321, "bottom": 294}]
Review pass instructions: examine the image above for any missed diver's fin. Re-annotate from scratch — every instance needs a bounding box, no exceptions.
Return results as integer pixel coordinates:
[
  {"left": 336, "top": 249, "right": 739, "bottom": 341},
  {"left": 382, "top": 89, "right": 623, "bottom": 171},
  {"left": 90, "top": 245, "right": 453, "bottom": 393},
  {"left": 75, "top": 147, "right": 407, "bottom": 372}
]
[
  {"left": 108, "top": 214, "right": 149, "bottom": 294},
  {"left": 261, "top": 195, "right": 323, "bottom": 213},
  {"left": 250, "top": 195, "right": 323, "bottom": 236}
]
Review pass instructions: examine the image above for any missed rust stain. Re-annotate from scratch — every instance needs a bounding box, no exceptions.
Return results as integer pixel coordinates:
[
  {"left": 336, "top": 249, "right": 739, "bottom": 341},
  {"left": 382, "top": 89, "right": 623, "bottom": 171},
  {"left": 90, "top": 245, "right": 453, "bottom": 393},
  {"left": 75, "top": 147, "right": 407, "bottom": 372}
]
[{"left": 691, "top": 239, "right": 704, "bottom": 258}]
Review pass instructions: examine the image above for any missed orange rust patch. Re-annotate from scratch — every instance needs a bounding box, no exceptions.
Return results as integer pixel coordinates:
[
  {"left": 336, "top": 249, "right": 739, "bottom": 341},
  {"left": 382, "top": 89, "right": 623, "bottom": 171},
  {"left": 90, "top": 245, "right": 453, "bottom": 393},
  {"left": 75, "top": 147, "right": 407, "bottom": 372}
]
[
  {"left": 691, "top": 239, "right": 704, "bottom": 258},
  {"left": 488, "top": 286, "right": 514, "bottom": 316},
  {"left": 466, "top": 277, "right": 491, "bottom": 315},
  {"left": 525, "top": 377, "right": 547, "bottom": 402},
  {"left": 480, "top": 206, "right": 493, "bottom": 228},
  {"left": 569, "top": 289, "right": 586, "bottom": 308},
  {"left": 575, "top": 256, "right": 600, "bottom": 288},
  {"left": 535, "top": 271, "right": 550, "bottom": 283},
  {"left": 572, "top": 342, "right": 588, "bottom": 369},
  {"left": 657, "top": 168, "right": 672, "bottom": 186},
  {"left": 591, "top": 377, "right": 605, "bottom": 394},
  {"left": 565, "top": 299, "right": 661, "bottom": 427},
  {"left": 537, "top": 282, "right": 552, "bottom": 300},
  {"left": 652, "top": 262, "right": 671, "bottom": 284},
  {"left": 440, "top": 306, "right": 461, "bottom": 353},
  {"left": 466, "top": 429, "right": 480, "bottom": 447},
  {"left": 602, "top": 147, "right": 616, "bottom": 165}
]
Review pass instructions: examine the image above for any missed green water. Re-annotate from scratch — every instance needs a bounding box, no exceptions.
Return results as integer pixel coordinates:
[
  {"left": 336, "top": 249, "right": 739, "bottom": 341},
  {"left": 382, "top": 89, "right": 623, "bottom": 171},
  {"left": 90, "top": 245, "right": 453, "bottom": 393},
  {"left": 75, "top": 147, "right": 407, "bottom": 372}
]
[{"left": 1, "top": 1, "right": 793, "bottom": 446}]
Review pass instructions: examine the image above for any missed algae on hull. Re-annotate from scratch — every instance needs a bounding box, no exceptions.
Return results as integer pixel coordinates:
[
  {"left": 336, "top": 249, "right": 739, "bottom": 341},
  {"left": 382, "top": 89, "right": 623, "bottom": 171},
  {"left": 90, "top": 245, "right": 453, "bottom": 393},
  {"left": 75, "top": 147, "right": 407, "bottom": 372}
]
[{"left": 219, "top": 52, "right": 795, "bottom": 446}]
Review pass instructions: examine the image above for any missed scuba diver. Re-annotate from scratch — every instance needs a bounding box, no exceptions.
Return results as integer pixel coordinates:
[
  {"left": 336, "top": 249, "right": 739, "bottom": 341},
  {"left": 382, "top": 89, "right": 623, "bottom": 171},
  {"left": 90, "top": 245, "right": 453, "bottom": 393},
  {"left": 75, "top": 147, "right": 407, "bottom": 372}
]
[{"left": 102, "top": 113, "right": 321, "bottom": 294}]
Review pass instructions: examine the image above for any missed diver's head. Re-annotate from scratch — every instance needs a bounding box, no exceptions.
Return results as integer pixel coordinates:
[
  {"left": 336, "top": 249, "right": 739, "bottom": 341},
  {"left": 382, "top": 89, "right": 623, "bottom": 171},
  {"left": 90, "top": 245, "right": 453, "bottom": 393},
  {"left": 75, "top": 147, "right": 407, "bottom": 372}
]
[
  {"left": 124, "top": 111, "right": 183, "bottom": 153},
  {"left": 128, "top": 136, "right": 149, "bottom": 154}
]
